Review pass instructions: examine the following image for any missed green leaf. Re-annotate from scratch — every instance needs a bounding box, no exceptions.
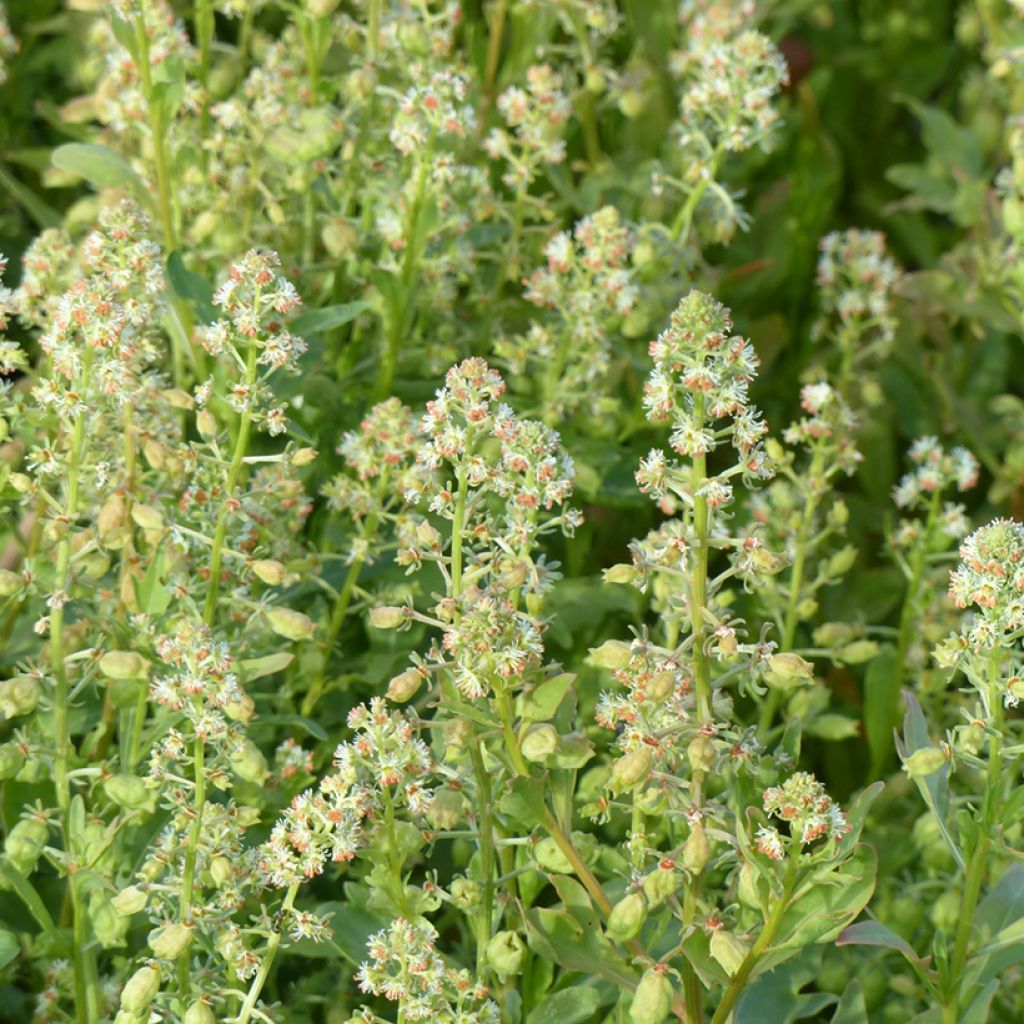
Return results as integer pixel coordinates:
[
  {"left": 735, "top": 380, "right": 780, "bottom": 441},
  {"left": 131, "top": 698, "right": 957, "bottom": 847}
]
[
  {"left": 238, "top": 652, "right": 295, "bottom": 681},
  {"left": 836, "top": 920, "right": 927, "bottom": 968},
  {"left": 524, "top": 906, "right": 637, "bottom": 991},
  {"left": 250, "top": 713, "right": 327, "bottom": 742},
  {"left": 519, "top": 674, "right": 574, "bottom": 723},
  {"left": 497, "top": 776, "right": 549, "bottom": 829},
  {"left": 166, "top": 252, "right": 217, "bottom": 324},
  {"left": 0, "top": 861, "right": 58, "bottom": 942},
  {"left": 0, "top": 928, "right": 18, "bottom": 971},
  {"left": 51, "top": 143, "right": 146, "bottom": 195},
  {"left": 0, "top": 163, "right": 61, "bottom": 228},
  {"left": 525, "top": 987, "right": 602, "bottom": 1024},
  {"left": 863, "top": 645, "right": 897, "bottom": 778},
  {"left": 133, "top": 544, "right": 172, "bottom": 616},
  {"left": 291, "top": 301, "right": 370, "bottom": 336},
  {"left": 735, "top": 947, "right": 837, "bottom": 1023},
  {"left": 287, "top": 900, "right": 386, "bottom": 964},
  {"left": 830, "top": 980, "right": 867, "bottom": 1024}
]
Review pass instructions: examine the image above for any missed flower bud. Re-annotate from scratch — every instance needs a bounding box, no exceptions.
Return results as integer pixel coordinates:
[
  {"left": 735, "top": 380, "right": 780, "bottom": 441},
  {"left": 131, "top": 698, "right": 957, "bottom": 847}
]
[
  {"left": 521, "top": 724, "right": 559, "bottom": 763},
  {"left": 608, "top": 747, "right": 653, "bottom": 792},
  {"left": 99, "top": 651, "right": 149, "bottom": 679},
  {"left": 830, "top": 500, "right": 849, "bottom": 527},
  {"left": 683, "top": 821, "right": 711, "bottom": 873},
  {"left": 486, "top": 930, "right": 525, "bottom": 978},
  {"left": 184, "top": 1001, "right": 216, "bottom": 1024},
  {"left": 903, "top": 746, "right": 947, "bottom": 779},
  {"left": 224, "top": 692, "right": 256, "bottom": 723},
  {"left": 629, "top": 968, "right": 673, "bottom": 1024},
  {"left": 709, "top": 929, "right": 750, "bottom": 977},
  {"left": 230, "top": 738, "right": 269, "bottom": 784},
  {"left": 642, "top": 866, "right": 676, "bottom": 909},
  {"left": 267, "top": 607, "right": 316, "bottom": 641},
  {"left": 9, "top": 473, "right": 31, "bottom": 493},
  {"left": 149, "top": 922, "right": 193, "bottom": 959},
  {"left": 120, "top": 964, "right": 160, "bottom": 1013},
  {"left": 112, "top": 885, "right": 148, "bottom": 916},
  {"left": 0, "top": 569, "right": 23, "bottom": 596},
  {"left": 587, "top": 640, "right": 633, "bottom": 669},
  {"left": 386, "top": 669, "right": 422, "bottom": 703},
  {"left": 369, "top": 606, "right": 407, "bottom": 629},
  {"left": 959, "top": 723, "right": 985, "bottom": 756},
  {"left": 251, "top": 559, "right": 287, "bottom": 585},
  {"left": 687, "top": 736, "right": 715, "bottom": 773},
  {"left": 0, "top": 675, "right": 41, "bottom": 719},
  {"left": 827, "top": 545, "right": 857, "bottom": 577},
  {"left": 603, "top": 563, "right": 638, "bottom": 585},
  {"left": 130, "top": 503, "right": 163, "bottom": 531},
  {"left": 105, "top": 774, "right": 154, "bottom": 812},
  {"left": 607, "top": 892, "right": 646, "bottom": 942},
  {"left": 931, "top": 890, "right": 960, "bottom": 933},
  {"left": 764, "top": 653, "right": 814, "bottom": 690},
  {"left": 0, "top": 743, "right": 25, "bottom": 780},
  {"left": 210, "top": 856, "right": 233, "bottom": 888}
]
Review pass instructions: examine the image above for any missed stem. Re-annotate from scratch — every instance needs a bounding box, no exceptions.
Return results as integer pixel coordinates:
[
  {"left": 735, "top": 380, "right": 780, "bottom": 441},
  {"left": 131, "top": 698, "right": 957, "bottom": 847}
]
[
  {"left": 451, "top": 466, "right": 468, "bottom": 600},
  {"left": 176, "top": 735, "right": 207, "bottom": 998},
  {"left": 234, "top": 883, "right": 300, "bottom": 1024},
  {"left": 671, "top": 147, "right": 725, "bottom": 248},
  {"left": 710, "top": 859, "right": 798, "bottom": 1024},
  {"left": 483, "top": 0, "right": 508, "bottom": 106},
  {"left": 195, "top": 0, "right": 214, "bottom": 96},
  {"left": 469, "top": 742, "right": 495, "bottom": 977}
]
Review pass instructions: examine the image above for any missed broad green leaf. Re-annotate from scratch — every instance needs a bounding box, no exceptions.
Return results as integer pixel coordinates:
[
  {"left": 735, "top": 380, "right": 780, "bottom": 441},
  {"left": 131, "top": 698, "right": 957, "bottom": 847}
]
[
  {"left": 133, "top": 544, "right": 172, "bottom": 616},
  {"left": 291, "top": 301, "right": 370, "bottom": 336},
  {"left": 166, "top": 252, "right": 217, "bottom": 323},
  {"left": 51, "top": 143, "right": 146, "bottom": 195},
  {"left": 525, "top": 906, "right": 637, "bottom": 991},
  {"left": 0, "top": 928, "right": 18, "bottom": 971},
  {"left": 735, "top": 947, "right": 836, "bottom": 1023},
  {"left": 238, "top": 652, "right": 295, "bottom": 681},
  {"left": 525, "top": 987, "right": 602, "bottom": 1024},
  {"left": 830, "top": 980, "right": 867, "bottom": 1024},
  {"left": 519, "top": 674, "right": 574, "bottom": 723},
  {"left": 497, "top": 776, "right": 549, "bottom": 829},
  {"left": 836, "top": 920, "right": 927, "bottom": 967}
]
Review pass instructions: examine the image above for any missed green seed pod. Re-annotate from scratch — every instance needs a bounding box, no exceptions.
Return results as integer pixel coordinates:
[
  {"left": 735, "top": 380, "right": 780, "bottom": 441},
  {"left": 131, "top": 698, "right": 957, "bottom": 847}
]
[
  {"left": 813, "top": 622, "right": 853, "bottom": 647},
  {"left": 646, "top": 671, "right": 676, "bottom": 703},
  {"left": 0, "top": 742, "right": 25, "bottom": 780},
  {"left": 130, "top": 503, "right": 163, "bottom": 531},
  {"left": 533, "top": 836, "right": 574, "bottom": 874},
  {"left": 0, "top": 675, "right": 41, "bottom": 719},
  {"left": 149, "top": 921, "right": 194, "bottom": 959},
  {"left": 105, "top": 774, "right": 154, "bottom": 812},
  {"left": 386, "top": 669, "right": 422, "bottom": 704},
  {"left": 230, "top": 738, "right": 269, "bottom": 784},
  {"left": 838, "top": 640, "right": 879, "bottom": 665},
  {"left": 737, "top": 862, "right": 760, "bottom": 909},
  {"left": 183, "top": 1000, "right": 217, "bottom": 1024},
  {"left": 5, "top": 817, "right": 49, "bottom": 872},
  {"left": 99, "top": 651, "right": 149, "bottom": 680},
  {"left": 607, "top": 891, "right": 646, "bottom": 942},
  {"left": 209, "top": 856, "right": 233, "bottom": 888},
  {"left": 687, "top": 736, "right": 715, "bottom": 773},
  {"left": 521, "top": 724, "right": 559, "bottom": 763},
  {"left": 111, "top": 885, "right": 148, "bottom": 917},
  {"left": 683, "top": 821, "right": 711, "bottom": 874},
  {"left": 89, "top": 891, "right": 128, "bottom": 948},
  {"left": 603, "top": 563, "right": 638, "bottom": 585},
  {"left": 608, "top": 747, "right": 653, "bottom": 793},
  {"left": 903, "top": 746, "right": 947, "bottom": 779},
  {"left": 642, "top": 866, "right": 676, "bottom": 909},
  {"left": 486, "top": 930, "right": 525, "bottom": 978},
  {"left": 827, "top": 545, "right": 858, "bottom": 577},
  {"left": 251, "top": 559, "right": 286, "bottom": 586},
  {"left": 0, "top": 569, "right": 23, "bottom": 596},
  {"left": 120, "top": 963, "right": 160, "bottom": 1013},
  {"left": 587, "top": 640, "right": 633, "bottom": 669},
  {"left": 427, "top": 787, "right": 464, "bottom": 831},
  {"left": 449, "top": 877, "right": 481, "bottom": 909},
  {"left": 931, "top": 890, "right": 960, "bottom": 933},
  {"left": 764, "top": 653, "right": 814, "bottom": 690},
  {"left": 709, "top": 929, "right": 750, "bottom": 976},
  {"left": 267, "top": 607, "right": 317, "bottom": 641},
  {"left": 629, "top": 968, "right": 673, "bottom": 1024},
  {"left": 369, "top": 606, "right": 406, "bottom": 629},
  {"left": 617, "top": 89, "right": 645, "bottom": 119}
]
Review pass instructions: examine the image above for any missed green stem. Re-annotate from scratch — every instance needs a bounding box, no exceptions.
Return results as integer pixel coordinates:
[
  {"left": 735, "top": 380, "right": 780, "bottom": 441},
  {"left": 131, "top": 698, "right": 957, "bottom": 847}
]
[
  {"left": 710, "top": 859, "right": 798, "bottom": 1024},
  {"left": 483, "top": 0, "right": 508, "bottom": 107},
  {"left": 470, "top": 742, "right": 495, "bottom": 977},
  {"left": 176, "top": 735, "right": 207, "bottom": 998},
  {"left": 671, "top": 147, "right": 725, "bottom": 248},
  {"left": 451, "top": 466, "right": 468, "bottom": 599},
  {"left": 195, "top": 0, "right": 215, "bottom": 96},
  {"left": 234, "top": 882, "right": 300, "bottom": 1024}
]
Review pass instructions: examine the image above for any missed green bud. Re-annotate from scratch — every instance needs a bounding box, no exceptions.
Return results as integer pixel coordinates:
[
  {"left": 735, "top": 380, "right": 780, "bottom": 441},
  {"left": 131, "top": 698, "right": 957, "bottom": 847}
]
[
  {"left": 709, "top": 929, "right": 750, "bottom": 976},
  {"left": 0, "top": 675, "right": 41, "bottom": 719},
  {"left": 230, "top": 738, "right": 269, "bottom": 784},
  {"left": 814, "top": 622, "right": 853, "bottom": 647},
  {"left": 607, "top": 891, "right": 646, "bottom": 942},
  {"left": 89, "top": 891, "right": 128, "bottom": 948},
  {"left": 903, "top": 746, "right": 947, "bottom": 779},
  {"left": 646, "top": 671, "right": 676, "bottom": 702},
  {"left": 931, "top": 890, "right": 960, "bottom": 933},
  {"left": 149, "top": 922, "right": 193, "bottom": 959},
  {"left": 837, "top": 640, "right": 879, "bottom": 665},
  {"left": 111, "top": 885, "right": 147, "bottom": 917},
  {"left": 618, "top": 90, "right": 645, "bottom": 119},
  {"left": 603, "top": 563, "right": 638, "bottom": 585},
  {"left": 427, "top": 788, "right": 464, "bottom": 831},
  {"left": 687, "top": 736, "right": 715, "bottom": 773},
  {"left": 608, "top": 747, "right": 653, "bottom": 793},
  {"left": 0, "top": 742, "right": 25, "bottom": 780},
  {"left": 486, "top": 930, "right": 525, "bottom": 978},
  {"left": 629, "top": 968, "right": 673, "bottom": 1024},
  {"left": 291, "top": 446, "right": 318, "bottom": 467},
  {"left": 587, "top": 640, "right": 633, "bottom": 669},
  {"left": 267, "top": 607, "right": 316, "bottom": 641},
  {"left": 130, "top": 503, "right": 163, "bottom": 531},
  {"left": 0, "top": 569, "right": 23, "bottom": 596},
  {"left": 210, "top": 856, "right": 233, "bottom": 888},
  {"left": 521, "top": 724, "right": 559, "bottom": 763},
  {"left": 120, "top": 964, "right": 160, "bottom": 1013},
  {"left": 5, "top": 818, "right": 48, "bottom": 872},
  {"left": 682, "top": 821, "right": 710, "bottom": 873},
  {"left": 449, "top": 877, "right": 480, "bottom": 909},
  {"left": 642, "top": 866, "right": 676, "bottom": 909},
  {"left": 737, "top": 862, "right": 760, "bottom": 909},
  {"left": 251, "top": 559, "right": 287, "bottom": 585},
  {"left": 369, "top": 606, "right": 407, "bottom": 629},
  {"left": 827, "top": 545, "right": 857, "bottom": 577},
  {"left": 99, "top": 651, "right": 149, "bottom": 680},
  {"left": 105, "top": 774, "right": 154, "bottom": 812},
  {"left": 764, "top": 653, "right": 814, "bottom": 690},
  {"left": 553, "top": 731, "right": 595, "bottom": 769},
  {"left": 959, "top": 723, "right": 985, "bottom": 756},
  {"left": 386, "top": 669, "right": 422, "bottom": 703},
  {"left": 183, "top": 1001, "right": 217, "bottom": 1024},
  {"left": 830, "top": 500, "right": 849, "bottom": 527}
]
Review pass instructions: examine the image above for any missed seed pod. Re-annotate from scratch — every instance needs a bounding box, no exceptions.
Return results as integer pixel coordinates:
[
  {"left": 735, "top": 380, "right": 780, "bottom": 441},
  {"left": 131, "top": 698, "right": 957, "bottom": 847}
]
[
  {"left": 210, "top": 856, "right": 233, "bottom": 888},
  {"left": 99, "top": 651, "right": 149, "bottom": 680},
  {"left": 230, "top": 738, "right": 269, "bottom": 784},
  {"left": 196, "top": 409, "right": 217, "bottom": 437},
  {"left": 903, "top": 746, "right": 947, "bottom": 779},
  {"left": 521, "top": 724, "right": 559, "bottom": 763},
  {"left": 0, "top": 569, "right": 23, "bottom": 596},
  {"left": 642, "top": 866, "right": 676, "bottom": 909},
  {"left": 162, "top": 388, "right": 195, "bottom": 410},
  {"left": 251, "top": 559, "right": 286, "bottom": 586},
  {"left": 5, "top": 818, "right": 49, "bottom": 873},
  {"left": 603, "top": 563, "right": 638, "bottom": 585},
  {"left": 814, "top": 622, "right": 853, "bottom": 647},
  {"left": 629, "top": 968, "right": 673, "bottom": 1024},
  {"left": 646, "top": 671, "right": 675, "bottom": 702},
  {"left": 112, "top": 885, "right": 148, "bottom": 917},
  {"left": 130, "top": 503, "right": 163, "bottom": 531},
  {"left": 764, "top": 653, "right": 814, "bottom": 690},
  {"left": 486, "top": 930, "right": 525, "bottom": 978},
  {"left": 105, "top": 774, "right": 155, "bottom": 812},
  {"left": 184, "top": 1001, "right": 217, "bottom": 1024},
  {"left": 449, "top": 877, "right": 481, "bottom": 909},
  {"left": 608, "top": 747, "right": 653, "bottom": 793},
  {"left": 737, "top": 862, "right": 760, "bottom": 909},
  {"left": 587, "top": 640, "right": 633, "bottom": 669},
  {"left": 291, "top": 447, "right": 318, "bottom": 467},
  {"left": 386, "top": 669, "right": 422, "bottom": 703},
  {"left": 533, "top": 836, "right": 574, "bottom": 874},
  {"left": 427, "top": 788, "right": 464, "bottom": 831},
  {"left": 687, "top": 736, "right": 715, "bottom": 772},
  {"left": 838, "top": 640, "right": 879, "bottom": 664},
  {"left": 827, "top": 545, "right": 857, "bottom": 577},
  {"left": 97, "top": 494, "right": 126, "bottom": 537},
  {"left": 0, "top": 742, "right": 25, "bottom": 780},
  {"left": 89, "top": 891, "right": 128, "bottom": 948},
  {"left": 931, "top": 890, "right": 960, "bottom": 933},
  {"left": 267, "top": 607, "right": 316, "bottom": 641},
  {"left": 709, "top": 929, "right": 750, "bottom": 976},
  {"left": 149, "top": 922, "right": 194, "bottom": 959},
  {"left": 607, "top": 891, "right": 646, "bottom": 942},
  {"left": 683, "top": 821, "right": 711, "bottom": 873},
  {"left": 369, "top": 606, "right": 406, "bottom": 629},
  {"left": 120, "top": 964, "right": 160, "bottom": 1013},
  {"left": 0, "top": 675, "right": 41, "bottom": 719}
]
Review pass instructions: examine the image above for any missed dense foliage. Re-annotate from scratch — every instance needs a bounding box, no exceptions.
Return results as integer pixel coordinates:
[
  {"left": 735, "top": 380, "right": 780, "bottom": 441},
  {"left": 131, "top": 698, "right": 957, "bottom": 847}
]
[{"left": 1, "top": 1, "right": 1023, "bottom": 1022}]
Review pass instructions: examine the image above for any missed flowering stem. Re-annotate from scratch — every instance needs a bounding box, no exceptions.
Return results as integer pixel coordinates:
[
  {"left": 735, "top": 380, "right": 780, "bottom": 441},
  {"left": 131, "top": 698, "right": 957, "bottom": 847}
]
[
  {"left": 671, "top": 145, "right": 725, "bottom": 247},
  {"left": 176, "top": 734, "right": 206, "bottom": 998},
  {"left": 451, "top": 466, "right": 469, "bottom": 599},
  {"left": 235, "top": 881, "right": 300, "bottom": 1024},
  {"left": 709, "top": 857, "right": 798, "bottom": 1024},
  {"left": 469, "top": 742, "right": 495, "bottom": 977}
]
